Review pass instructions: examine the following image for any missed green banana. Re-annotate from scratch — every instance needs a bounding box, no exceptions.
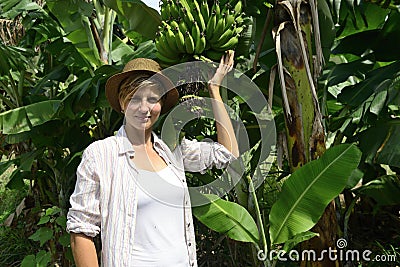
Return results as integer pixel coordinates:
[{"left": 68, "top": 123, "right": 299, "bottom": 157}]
[
  {"left": 161, "top": 20, "right": 171, "bottom": 29},
  {"left": 165, "top": 26, "right": 180, "bottom": 53},
  {"left": 155, "top": 35, "right": 165, "bottom": 55},
  {"left": 235, "top": 13, "right": 244, "bottom": 25},
  {"left": 212, "top": 27, "right": 234, "bottom": 48},
  {"left": 199, "top": 55, "right": 213, "bottom": 62},
  {"left": 170, "top": 20, "right": 180, "bottom": 31},
  {"left": 205, "top": 49, "right": 225, "bottom": 61},
  {"left": 184, "top": 31, "right": 195, "bottom": 54},
  {"left": 195, "top": 32, "right": 206, "bottom": 54},
  {"left": 178, "top": 0, "right": 191, "bottom": 11},
  {"left": 191, "top": 21, "right": 201, "bottom": 45},
  {"left": 179, "top": 0, "right": 196, "bottom": 24},
  {"left": 210, "top": 12, "right": 226, "bottom": 43},
  {"left": 214, "top": 35, "right": 239, "bottom": 51},
  {"left": 224, "top": 10, "right": 235, "bottom": 30},
  {"left": 192, "top": 0, "right": 206, "bottom": 32},
  {"left": 155, "top": 32, "right": 168, "bottom": 54},
  {"left": 160, "top": 2, "right": 170, "bottom": 21},
  {"left": 168, "top": 0, "right": 181, "bottom": 19},
  {"left": 181, "top": 6, "right": 195, "bottom": 26},
  {"left": 156, "top": 51, "right": 180, "bottom": 64},
  {"left": 156, "top": 32, "right": 179, "bottom": 60},
  {"left": 200, "top": 0, "right": 209, "bottom": 22},
  {"left": 213, "top": 1, "right": 221, "bottom": 19},
  {"left": 233, "top": 0, "right": 242, "bottom": 14},
  {"left": 205, "top": 11, "right": 217, "bottom": 41},
  {"left": 205, "top": 41, "right": 211, "bottom": 50},
  {"left": 234, "top": 26, "right": 244, "bottom": 35},
  {"left": 175, "top": 28, "right": 187, "bottom": 53},
  {"left": 178, "top": 19, "right": 188, "bottom": 34}
]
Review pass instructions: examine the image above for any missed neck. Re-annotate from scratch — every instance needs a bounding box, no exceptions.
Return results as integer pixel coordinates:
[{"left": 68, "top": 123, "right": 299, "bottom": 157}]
[{"left": 124, "top": 124, "right": 153, "bottom": 147}]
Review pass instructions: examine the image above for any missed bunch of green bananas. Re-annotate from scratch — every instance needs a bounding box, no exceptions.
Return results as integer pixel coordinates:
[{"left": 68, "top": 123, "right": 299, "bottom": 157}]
[{"left": 155, "top": 0, "right": 247, "bottom": 65}]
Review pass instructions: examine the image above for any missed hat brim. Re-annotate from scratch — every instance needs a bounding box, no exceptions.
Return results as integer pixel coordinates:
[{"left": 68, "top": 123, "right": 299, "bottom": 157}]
[{"left": 105, "top": 69, "right": 179, "bottom": 114}]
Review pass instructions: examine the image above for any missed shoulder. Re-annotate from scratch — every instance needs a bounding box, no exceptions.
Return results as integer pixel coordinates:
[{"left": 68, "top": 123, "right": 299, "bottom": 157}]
[{"left": 83, "top": 135, "right": 119, "bottom": 159}]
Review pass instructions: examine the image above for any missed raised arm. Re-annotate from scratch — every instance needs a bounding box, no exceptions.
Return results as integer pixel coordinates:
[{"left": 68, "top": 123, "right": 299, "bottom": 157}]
[{"left": 208, "top": 50, "right": 239, "bottom": 158}]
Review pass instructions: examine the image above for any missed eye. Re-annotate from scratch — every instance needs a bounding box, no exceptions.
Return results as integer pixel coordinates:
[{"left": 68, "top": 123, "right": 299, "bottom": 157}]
[
  {"left": 147, "top": 97, "right": 159, "bottom": 104},
  {"left": 130, "top": 97, "right": 140, "bottom": 103}
]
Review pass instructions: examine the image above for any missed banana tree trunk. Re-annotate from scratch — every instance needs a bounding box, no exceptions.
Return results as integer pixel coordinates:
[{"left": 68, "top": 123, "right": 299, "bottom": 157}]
[{"left": 272, "top": 0, "right": 337, "bottom": 266}]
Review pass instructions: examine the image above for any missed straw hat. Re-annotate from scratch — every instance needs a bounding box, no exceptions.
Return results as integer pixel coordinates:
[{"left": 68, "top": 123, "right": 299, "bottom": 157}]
[{"left": 105, "top": 58, "right": 179, "bottom": 114}]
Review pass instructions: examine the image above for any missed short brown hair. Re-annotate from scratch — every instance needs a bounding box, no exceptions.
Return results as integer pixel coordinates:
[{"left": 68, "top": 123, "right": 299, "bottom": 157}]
[{"left": 118, "top": 74, "right": 164, "bottom": 111}]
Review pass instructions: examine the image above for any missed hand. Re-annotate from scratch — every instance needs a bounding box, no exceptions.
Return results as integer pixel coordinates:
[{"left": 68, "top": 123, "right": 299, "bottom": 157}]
[{"left": 208, "top": 50, "right": 235, "bottom": 89}]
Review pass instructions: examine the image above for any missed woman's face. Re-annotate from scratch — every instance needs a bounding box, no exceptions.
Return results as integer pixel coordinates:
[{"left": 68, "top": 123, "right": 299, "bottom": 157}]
[{"left": 122, "top": 86, "right": 162, "bottom": 132}]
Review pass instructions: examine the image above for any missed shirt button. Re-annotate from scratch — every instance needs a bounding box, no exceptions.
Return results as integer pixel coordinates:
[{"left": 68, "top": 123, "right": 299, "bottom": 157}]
[
  {"left": 187, "top": 223, "right": 190, "bottom": 227},
  {"left": 188, "top": 242, "right": 192, "bottom": 246}
]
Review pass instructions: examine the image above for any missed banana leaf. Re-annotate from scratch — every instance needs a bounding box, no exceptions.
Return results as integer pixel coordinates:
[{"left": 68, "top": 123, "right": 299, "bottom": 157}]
[
  {"left": 0, "top": 100, "right": 60, "bottom": 134},
  {"left": 338, "top": 61, "right": 400, "bottom": 107},
  {"left": 353, "top": 175, "right": 400, "bottom": 206},
  {"left": 192, "top": 193, "right": 259, "bottom": 244},
  {"left": 269, "top": 144, "right": 361, "bottom": 244},
  {"left": 282, "top": 231, "right": 319, "bottom": 252},
  {"left": 375, "top": 125, "right": 400, "bottom": 168},
  {"left": 104, "top": 0, "right": 161, "bottom": 40},
  {"left": 0, "top": 0, "right": 41, "bottom": 19},
  {"left": 46, "top": 0, "right": 103, "bottom": 67}
]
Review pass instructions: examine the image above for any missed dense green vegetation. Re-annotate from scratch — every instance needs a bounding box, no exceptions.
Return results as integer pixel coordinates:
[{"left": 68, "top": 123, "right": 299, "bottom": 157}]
[{"left": 0, "top": 0, "right": 399, "bottom": 266}]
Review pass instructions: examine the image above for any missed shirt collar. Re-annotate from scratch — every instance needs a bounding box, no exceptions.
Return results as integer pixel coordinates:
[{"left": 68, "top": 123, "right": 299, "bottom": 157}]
[{"left": 115, "top": 126, "right": 165, "bottom": 156}]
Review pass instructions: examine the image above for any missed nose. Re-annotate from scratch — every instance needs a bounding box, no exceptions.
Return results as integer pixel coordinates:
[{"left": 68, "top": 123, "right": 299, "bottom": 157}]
[{"left": 138, "top": 99, "right": 150, "bottom": 113}]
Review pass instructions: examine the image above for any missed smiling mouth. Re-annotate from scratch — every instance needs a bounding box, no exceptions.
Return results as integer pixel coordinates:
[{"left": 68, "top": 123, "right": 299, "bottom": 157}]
[{"left": 135, "top": 115, "right": 151, "bottom": 121}]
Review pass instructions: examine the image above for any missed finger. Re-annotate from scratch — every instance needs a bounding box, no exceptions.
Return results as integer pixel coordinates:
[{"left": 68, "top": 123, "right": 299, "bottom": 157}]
[{"left": 226, "top": 50, "right": 234, "bottom": 72}]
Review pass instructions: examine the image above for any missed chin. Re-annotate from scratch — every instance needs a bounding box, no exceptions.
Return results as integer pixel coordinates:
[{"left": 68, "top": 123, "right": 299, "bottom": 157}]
[{"left": 126, "top": 121, "right": 153, "bottom": 131}]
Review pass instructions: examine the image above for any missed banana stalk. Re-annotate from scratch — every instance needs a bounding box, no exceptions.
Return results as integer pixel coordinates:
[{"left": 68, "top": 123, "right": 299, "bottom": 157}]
[{"left": 271, "top": 0, "right": 337, "bottom": 266}]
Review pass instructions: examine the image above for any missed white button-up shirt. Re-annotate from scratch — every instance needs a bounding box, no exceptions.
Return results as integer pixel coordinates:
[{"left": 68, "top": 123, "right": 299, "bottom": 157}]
[{"left": 67, "top": 126, "right": 235, "bottom": 266}]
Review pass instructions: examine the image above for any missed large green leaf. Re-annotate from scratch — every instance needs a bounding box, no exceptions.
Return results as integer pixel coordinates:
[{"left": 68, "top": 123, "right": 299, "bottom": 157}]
[
  {"left": 192, "top": 193, "right": 259, "bottom": 244},
  {"left": 46, "top": 0, "right": 103, "bottom": 67},
  {"left": 354, "top": 175, "right": 400, "bottom": 206},
  {"left": 338, "top": 61, "right": 400, "bottom": 107},
  {"left": 104, "top": 0, "right": 161, "bottom": 40},
  {"left": 0, "top": 100, "right": 60, "bottom": 134},
  {"left": 356, "top": 123, "right": 390, "bottom": 165},
  {"left": 0, "top": 44, "right": 32, "bottom": 76},
  {"left": 318, "top": 0, "right": 336, "bottom": 62},
  {"left": 323, "top": 55, "right": 375, "bottom": 87},
  {"left": 269, "top": 144, "right": 362, "bottom": 244},
  {"left": 375, "top": 124, "right": 400, "bottom": 168},
  {"left": 0, "top": 0, "right": 41, "bottom": 19},
  {"left": 334, "top": 9, "right": 400, "bottom": 61}
]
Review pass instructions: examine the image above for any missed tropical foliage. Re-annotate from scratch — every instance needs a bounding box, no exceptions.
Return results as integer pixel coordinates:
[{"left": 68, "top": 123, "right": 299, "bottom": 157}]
[{"left": 0, "top": 0, "right": 399, "bottom": 266}]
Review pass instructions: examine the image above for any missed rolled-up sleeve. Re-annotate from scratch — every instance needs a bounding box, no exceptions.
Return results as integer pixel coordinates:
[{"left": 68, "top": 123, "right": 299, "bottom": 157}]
[
  {"left": 180, "top": 137, "right": 236, "bottom": 173},
  {"left": 66, "top": 146, "right": 101, "bottom": 237}
]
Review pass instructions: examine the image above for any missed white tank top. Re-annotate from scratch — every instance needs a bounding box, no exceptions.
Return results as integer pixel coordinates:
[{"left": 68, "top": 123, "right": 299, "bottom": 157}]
[{"left": 132, "top": 165, "right": 190, "bottom": 266}]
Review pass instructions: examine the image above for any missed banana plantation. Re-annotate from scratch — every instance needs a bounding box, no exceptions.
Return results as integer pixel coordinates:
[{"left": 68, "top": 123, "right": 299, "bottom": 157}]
[{"left": 0, "top": 0, "right": 399, "bottom": 266}]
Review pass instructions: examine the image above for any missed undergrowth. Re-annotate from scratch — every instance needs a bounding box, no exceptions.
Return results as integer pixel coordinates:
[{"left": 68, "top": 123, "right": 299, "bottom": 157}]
[{"left": 0, "top": 165, "right": 30, "bottom": 266}]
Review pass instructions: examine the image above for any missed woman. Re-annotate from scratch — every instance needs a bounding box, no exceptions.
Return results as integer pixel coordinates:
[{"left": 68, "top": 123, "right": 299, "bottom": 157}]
[{"left": 67, "top": 51, "right": 239, "bottom": 267}]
